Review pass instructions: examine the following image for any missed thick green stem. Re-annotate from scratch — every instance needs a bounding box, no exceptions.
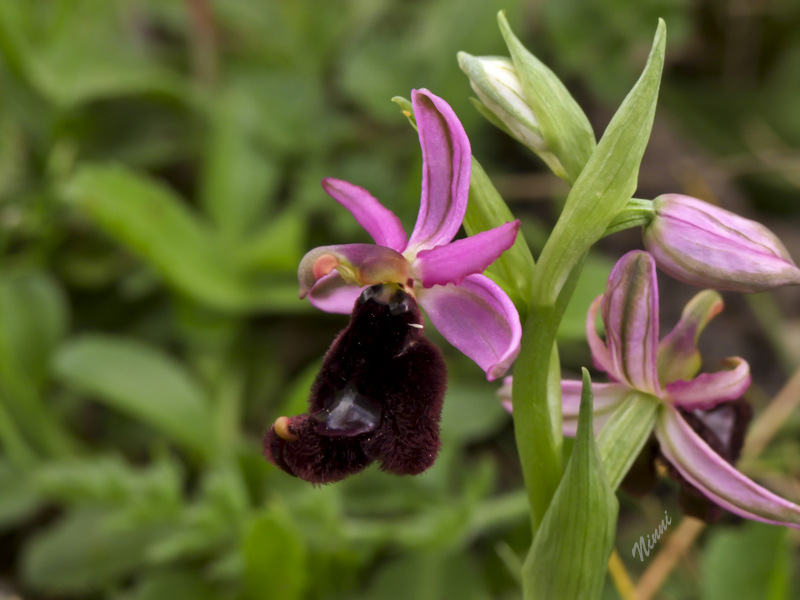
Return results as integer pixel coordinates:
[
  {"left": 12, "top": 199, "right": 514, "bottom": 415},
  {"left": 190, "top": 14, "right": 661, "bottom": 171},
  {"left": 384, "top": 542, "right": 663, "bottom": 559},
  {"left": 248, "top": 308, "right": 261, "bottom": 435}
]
[{"left": 512, "top": 256, "right": 586, "bottom": 533}]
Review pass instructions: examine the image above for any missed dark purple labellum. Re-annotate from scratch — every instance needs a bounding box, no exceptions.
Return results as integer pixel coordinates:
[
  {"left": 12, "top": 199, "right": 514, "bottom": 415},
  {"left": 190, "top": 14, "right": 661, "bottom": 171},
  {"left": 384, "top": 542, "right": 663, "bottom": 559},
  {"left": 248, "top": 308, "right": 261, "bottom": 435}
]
[{"left": 264, "top": 283, "right": 447, "bottom": 484}]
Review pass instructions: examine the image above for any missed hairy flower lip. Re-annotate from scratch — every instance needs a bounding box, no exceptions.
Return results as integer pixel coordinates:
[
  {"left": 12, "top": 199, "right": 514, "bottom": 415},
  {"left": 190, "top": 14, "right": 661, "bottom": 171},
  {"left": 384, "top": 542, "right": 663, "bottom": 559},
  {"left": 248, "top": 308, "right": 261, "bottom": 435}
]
[
  {"left": 644, "top": 194, "right": 800, "bottom": 292},
  {"left": 297, "top": 89, "right": 522, "bottom": 380}
]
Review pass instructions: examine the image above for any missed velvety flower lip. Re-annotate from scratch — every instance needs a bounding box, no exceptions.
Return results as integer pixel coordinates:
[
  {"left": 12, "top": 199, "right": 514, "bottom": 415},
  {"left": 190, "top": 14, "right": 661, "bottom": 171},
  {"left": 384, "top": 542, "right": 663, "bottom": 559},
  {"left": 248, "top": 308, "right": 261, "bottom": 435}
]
[
  {"left": 499, "top": 250, "right": 800, "bottom": 526},
  {"left": 644, "top": 194, "right": 800, "bottom": 292},
  {"left": 297, "top": 89, "right": 522, "bottom": 380}
]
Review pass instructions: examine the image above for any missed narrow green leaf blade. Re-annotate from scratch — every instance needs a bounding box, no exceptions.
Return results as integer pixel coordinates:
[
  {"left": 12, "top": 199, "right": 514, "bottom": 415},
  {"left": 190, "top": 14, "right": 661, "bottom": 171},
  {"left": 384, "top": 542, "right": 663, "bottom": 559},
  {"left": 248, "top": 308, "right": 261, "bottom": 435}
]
[
  {"left": 533, "top": 20, "right": 666, "bottom": 306},
  {"left": 242, "top": 510, "right": 308, "bottom": 600},
  {"left": 52, "top": 335, "right": 214, "bottom": 458},
  {"left": 522, "top": 369, "right": 618, "bottom": 600},
  {"left": 64, "top": 165, "right": 282, "bottom": 311}
]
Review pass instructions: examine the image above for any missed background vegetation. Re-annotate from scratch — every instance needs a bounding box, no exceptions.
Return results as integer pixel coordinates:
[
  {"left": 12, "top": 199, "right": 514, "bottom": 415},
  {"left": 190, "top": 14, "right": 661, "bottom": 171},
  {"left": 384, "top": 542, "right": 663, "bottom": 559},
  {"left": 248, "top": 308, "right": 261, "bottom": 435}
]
[{"left": 0, "top": 1, "right": 799, "bottom": 598}]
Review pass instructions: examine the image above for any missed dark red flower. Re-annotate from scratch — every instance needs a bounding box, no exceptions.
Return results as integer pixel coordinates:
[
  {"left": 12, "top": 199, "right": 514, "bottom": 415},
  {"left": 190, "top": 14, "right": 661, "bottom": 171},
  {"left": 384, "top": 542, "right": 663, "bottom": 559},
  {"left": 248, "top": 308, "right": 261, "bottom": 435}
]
[{"left": 264, "top": 283, "right": 447, "bottom": 484}]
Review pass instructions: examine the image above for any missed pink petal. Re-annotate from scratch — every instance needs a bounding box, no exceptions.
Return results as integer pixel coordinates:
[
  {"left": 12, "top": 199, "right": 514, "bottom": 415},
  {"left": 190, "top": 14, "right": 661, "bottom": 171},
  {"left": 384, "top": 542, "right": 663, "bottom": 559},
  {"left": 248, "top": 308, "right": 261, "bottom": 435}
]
[
  {"left": 657, "top": 290, "right": 724, "bottom": 384},
  {"left": 413, "top": 221, "right": 520, "bottom": 287},
  {"left": 307, "top": 273, "right": 364, "bottom": 314},
  {"left": 561, "top": 380, "right": 629, "bottom": 436},
  {"left": 298, "top": 243, "right": 409, "bottom": 299},
  {"left": 602, "top": 251, "right": 661, "bottom": 396},
  {"left": 419, "top": 274, "right": 520, "bottom": 380},
  {"left": 666, "top": 357, "right": 751, "bottom": 410},
  {"left": 405, "top": 89, "right": 471, "bottom": 254},
  {"left": 656, "top": 406, "right": 800, "bottom": 527},
  {"left": 321, "top": 178, "right": 408, "bottom": 252},
  {"left": 586, "top": 295, "right": 614, "bottom": 375}
]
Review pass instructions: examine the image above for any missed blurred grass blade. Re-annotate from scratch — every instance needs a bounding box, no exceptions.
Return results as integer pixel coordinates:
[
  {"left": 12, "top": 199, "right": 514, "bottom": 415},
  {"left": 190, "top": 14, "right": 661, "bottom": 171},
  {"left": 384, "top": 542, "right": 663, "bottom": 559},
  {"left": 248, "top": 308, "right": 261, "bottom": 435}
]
[
  {"left": 532, "top": 19, "right": 666, "bottom": 306},
  {"left": 53, "top": 335, "right": 214, "bottom": 460},
  {"left": 702, "top": 521, "right": 792, "bottom": 600},
  {"left": 522, "top": 369, "right": 618, "bottom": 600},
  {"left": 498, "top": 11, "right": 596, "bottom": 183},
  {"left": 0, "top": 271, "right": 75, "bottom": 458},
  {"left": 64, "top": 165, "right": 297, "bottom": 311},
  {"left": 21, "top": 509, "right": 170, "bottom": 595},
  {"left": 242, "top": 509, "right": 308, "bottom": 600},
  {"left": 200, "top": 89, "right": 282, "bottom": 238}
]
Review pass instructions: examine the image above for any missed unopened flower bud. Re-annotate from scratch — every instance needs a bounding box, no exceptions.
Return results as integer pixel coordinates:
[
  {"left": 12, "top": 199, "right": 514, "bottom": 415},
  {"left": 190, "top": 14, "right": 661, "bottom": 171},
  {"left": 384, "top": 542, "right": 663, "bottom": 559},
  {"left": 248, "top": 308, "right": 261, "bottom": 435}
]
[
  {"left": 457, "top": 53, "right": 566, "bottom": 178},
  {"left": 643, "top": 194, "right": 800, "bottom": 292}
]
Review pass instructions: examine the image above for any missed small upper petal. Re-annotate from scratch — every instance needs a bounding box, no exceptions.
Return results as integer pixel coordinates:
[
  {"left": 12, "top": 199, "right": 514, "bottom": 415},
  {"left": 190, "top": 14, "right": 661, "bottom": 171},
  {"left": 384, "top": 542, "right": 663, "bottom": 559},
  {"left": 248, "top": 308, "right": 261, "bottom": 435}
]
[
  {"left": 413, "top": 220, "right": 520, "bottom": 287},
  {"left": 656, "top": 406, "right": 800, "bottom": 528},
  {"left": 602, "top": 251, "right": 661, "bottom": 395},
  {"left": 419, "top": 274, "right": 521, "bottom": 380},
  {"left": 405, "top": 89, "right": 472, "bottom": 254},
  {"left": 307, "top": 273, "right": 364, "bottom": 314},
  {"left": 666, "top": 357, "right": 751, "bottom": 410},
  {"left": 657, "top": 290, "right": 724, "bottom": 384},
  {"left": 321, "top": 178, "right": 408, "bottom": 252},
  {"left": 298, "top": 243, "right": 410, "bottom": 299}
]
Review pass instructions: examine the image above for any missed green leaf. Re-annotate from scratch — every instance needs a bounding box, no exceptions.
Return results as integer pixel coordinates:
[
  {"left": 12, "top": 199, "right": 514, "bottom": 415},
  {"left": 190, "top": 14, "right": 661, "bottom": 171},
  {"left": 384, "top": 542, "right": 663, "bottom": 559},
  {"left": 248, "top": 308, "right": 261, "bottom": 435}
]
[
  {"left": 120, "top": 569, "right": 221, "bottom": 600},
  {"left": 532, "top": 19, "right": 666, "bottom": 306},
  {"left": 199, "top": 89, "right": 282, "bottom": 238},
  {"left": 522, "top": 369, "right": 618, "bottom": 600},
  {"left": 0, "top": 460, "right": 42, "bottom": 531},
  {"left": 64, "top": 165, "right": 302, "bottom": 311},
  {"left": 596, "top": 392, "right": 659, "bottom": 490},
  {"left": 21, "top": 509, "right": 169, "bottom": 594},
  {"left": 0, "top": 1, "right": 184, "bottom": 107},
  {"left": 359, "top": 552, "right": 492, "bottom": 600},
  {"left": 0, "top": 270, "right": 67, "bottom": 385},
  {"left": 242, "top": 510, "right": 308, "bottom": 600},
  {"left": 464, "top": 157, "right": 535, "bottom": 318},
  {"left": 498, "top": 11, "right": 596, "bottom": 183},
  {"left": 0, "top": 271, "right": 75, "bottom": 459},
  {"left": 32, "top": 453, "right": 182, "bottom": 512},
  {"left": 702, "top": 521, "right": 794, "bottom": 600},
  {"left": 52, "top": 335, "right": 215, "bottom": 459}
]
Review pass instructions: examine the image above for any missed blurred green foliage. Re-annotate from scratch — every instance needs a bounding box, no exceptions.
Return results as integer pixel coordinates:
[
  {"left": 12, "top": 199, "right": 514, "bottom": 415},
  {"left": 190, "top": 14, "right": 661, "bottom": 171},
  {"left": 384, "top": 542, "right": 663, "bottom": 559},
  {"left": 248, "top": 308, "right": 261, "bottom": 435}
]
[{"left": 0, "top": 1, "right": 799, "bottom": 599}]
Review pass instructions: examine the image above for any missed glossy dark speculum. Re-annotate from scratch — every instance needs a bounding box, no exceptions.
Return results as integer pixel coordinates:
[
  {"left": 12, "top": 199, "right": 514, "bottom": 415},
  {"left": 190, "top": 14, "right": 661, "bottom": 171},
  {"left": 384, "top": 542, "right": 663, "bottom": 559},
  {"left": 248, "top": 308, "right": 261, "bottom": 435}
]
[{"left": 264, "top": 283, "right": 447, "bottom": 484}]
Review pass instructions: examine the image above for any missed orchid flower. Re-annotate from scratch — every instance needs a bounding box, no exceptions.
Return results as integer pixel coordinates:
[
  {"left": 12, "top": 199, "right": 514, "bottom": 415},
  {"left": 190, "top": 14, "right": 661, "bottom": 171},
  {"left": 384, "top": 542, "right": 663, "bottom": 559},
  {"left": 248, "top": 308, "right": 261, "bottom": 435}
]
[
  {"left": 298, "top": 89, "right": 522, "bottom": 380},
  {"left": 559, "top": 250, "right": 800, "bottom": 527}
]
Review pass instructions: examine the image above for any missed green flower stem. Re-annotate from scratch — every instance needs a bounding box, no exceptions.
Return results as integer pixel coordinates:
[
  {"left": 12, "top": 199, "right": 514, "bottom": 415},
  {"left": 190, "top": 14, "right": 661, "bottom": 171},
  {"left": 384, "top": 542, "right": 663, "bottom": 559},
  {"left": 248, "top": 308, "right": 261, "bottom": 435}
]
[
  {"left": 512, "top": 256, "right": 585, "bottom": 533},
  {"left": 602, "top": 198, "right": 655, "bottom": 238}
]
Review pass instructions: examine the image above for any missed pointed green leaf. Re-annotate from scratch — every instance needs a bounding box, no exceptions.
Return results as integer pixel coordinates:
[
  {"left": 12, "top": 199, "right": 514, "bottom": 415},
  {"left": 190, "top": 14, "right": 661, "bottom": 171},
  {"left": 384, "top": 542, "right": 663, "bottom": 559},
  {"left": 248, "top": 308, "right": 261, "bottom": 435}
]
[
  {"left": 522, "top": 369, "right": 618, "bottom": 600},
  {"left": 22, "top": 509, "right": 169, "bottom": 594},
  {"left": 242, "top": 510, "right": 308, "bottom": 600},
  {"left": 498, "top": 11, "right": 596, "bottom": 183},
  {"left": 52, "top": 335, "right": 214, "bottom": 459},
  {"left": 64, "top": 165, "right": 302, "bottom": 311},
  {"left": 532, "top": 20, "right": 666, "bottom": 306},
  {"left": 596, "top": 392, "right": 660, "bottom": 490},
  {"left": 200, "top": 89, "right": 281, "bottom": 238}
]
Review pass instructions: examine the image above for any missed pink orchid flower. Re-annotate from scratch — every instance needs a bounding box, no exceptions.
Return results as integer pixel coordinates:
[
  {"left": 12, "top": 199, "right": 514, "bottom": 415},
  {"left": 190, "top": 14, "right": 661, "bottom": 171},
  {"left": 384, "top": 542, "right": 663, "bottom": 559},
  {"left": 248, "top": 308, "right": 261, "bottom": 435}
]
[
  {"left": 560, "top": 250, "right": 800, "bottom": 527},
  {"left": 298, "top": 89, "right": 522, "bottom": 380}
]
